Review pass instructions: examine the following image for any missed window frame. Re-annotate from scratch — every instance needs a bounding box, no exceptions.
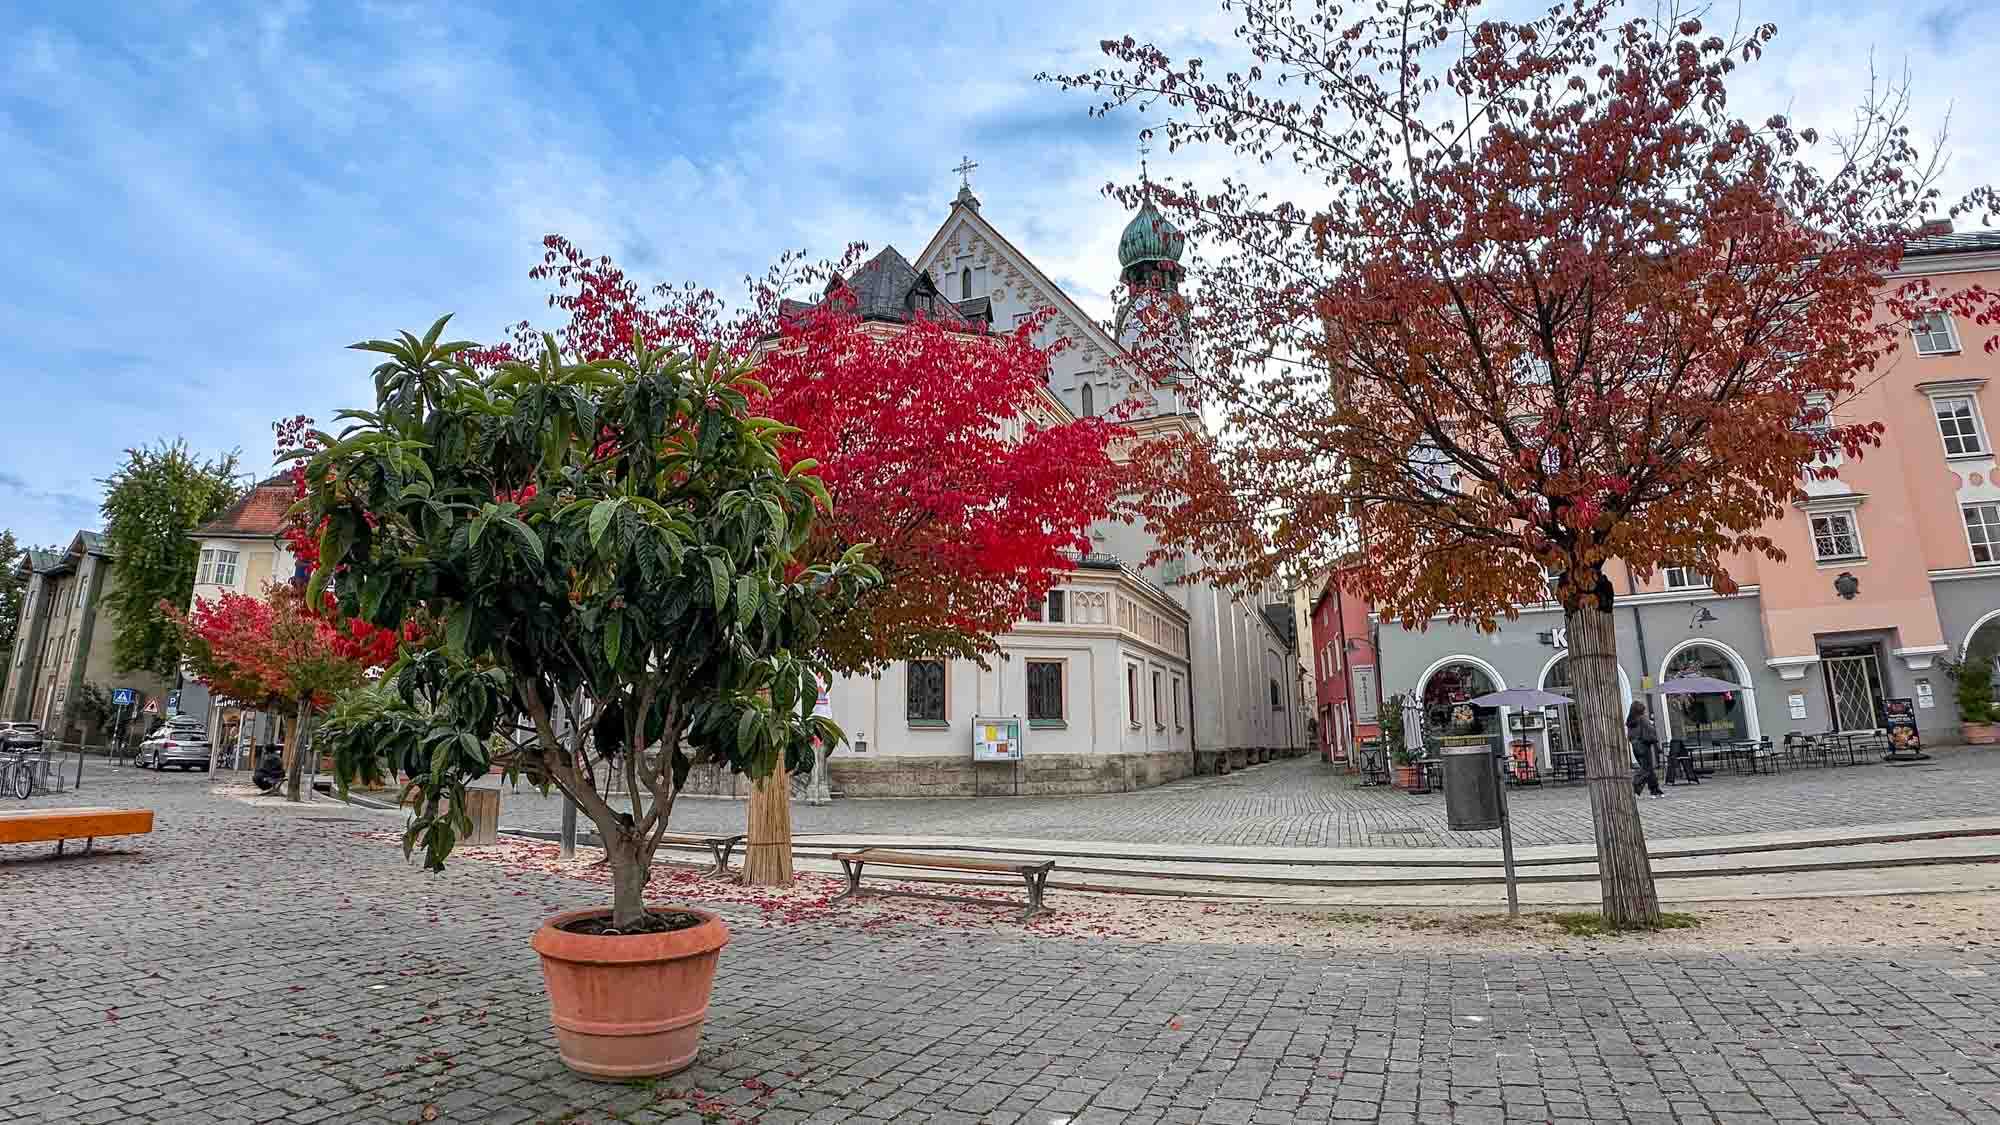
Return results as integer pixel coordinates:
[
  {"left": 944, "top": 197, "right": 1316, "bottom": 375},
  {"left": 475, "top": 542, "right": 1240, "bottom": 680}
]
[
  {"left": 197, "top": 547, "right": 241, "bottom": 587},
  {"left": 1172, "top": 675, "right": 1184, "bottom": 730},
  {"left": 1965, "top": 503, "right": 2000, "bottom": 566},
  {"left": 1932, "top": 393, "right": 1988, "bottom": 459},
  {"left": 1151, "top": 669, "right": 1164, "bottom": 728},
  {"left": 1046, "top": 590, "right": 1065, "bottom": 623},
  {"left": 1025, "top": 659, "right": 1065, "bottom": 726},
  {"left": 1080, "top": 382, "right": 1095, "bottom": 417},
  {"left": 905, "top": 659, "right": 948, "bottom": 726},
  {"left": 1126, "top": 664, "right": 1140, "bottom": 728},
  {"left": 1662, "top": 567, "right": 1709, "bottom": 591},
  {"left": 1911, "top": 311, "right": 1962, "bottom": 356},
  {"left": 1809, "top": 509, "right": 1864, "bottom": 562}
]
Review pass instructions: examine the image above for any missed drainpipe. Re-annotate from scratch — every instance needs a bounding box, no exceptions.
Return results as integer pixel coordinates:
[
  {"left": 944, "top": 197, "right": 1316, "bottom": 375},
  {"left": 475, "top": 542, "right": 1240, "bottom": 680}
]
[{"left": 1626, "top": 566, "right": 1650, "bottom": 702}]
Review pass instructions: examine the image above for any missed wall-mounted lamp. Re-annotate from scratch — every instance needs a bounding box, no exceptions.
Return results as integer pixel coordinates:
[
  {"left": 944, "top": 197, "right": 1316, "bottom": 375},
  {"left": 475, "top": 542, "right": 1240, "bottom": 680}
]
[
  {"left": 1834, "top": 572, "right": 1860, "bottom": 600},
  {"left": 1689, "top": 606, "right": 1718, "bottom": 629}
]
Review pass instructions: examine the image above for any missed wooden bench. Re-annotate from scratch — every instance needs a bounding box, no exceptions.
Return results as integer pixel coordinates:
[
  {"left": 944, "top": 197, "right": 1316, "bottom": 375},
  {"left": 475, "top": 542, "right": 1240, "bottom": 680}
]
[
  {"left": 832, "top": 848, "right": 1056, "bottom": 922},
  {"left": 658, "top": 832, "right": 747, "bottom": 876},
  {"left": 0, "top": 807, "right": 154, "bottom": 857}
]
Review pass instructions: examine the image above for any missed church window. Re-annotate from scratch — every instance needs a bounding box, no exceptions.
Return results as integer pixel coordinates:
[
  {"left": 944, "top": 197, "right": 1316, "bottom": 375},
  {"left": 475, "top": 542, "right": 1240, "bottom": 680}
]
[
  {"left": 1026, "top": 661, "right": 1064, "bottom": 723},
  {"left": 1152, "top": 670, "right": 1164, "bottom": 726},
  {"left": 961, "top": 268, "right": 972, "bottom": 300},
  {"left": 1080, "top": 383, "right": 1095, "bottom": 417},
  {"left": 1047, "top": 590, "right": 1065, "bottom": 623},
  {"left": 1270, "top": 678, "right": 1283, "bottom": 711},
  {"left": 1126, "top": 664, "right": 1140, "bottom": 726},
  {"left": 906, "top": 660, "right": 946, "bottom": 724}
]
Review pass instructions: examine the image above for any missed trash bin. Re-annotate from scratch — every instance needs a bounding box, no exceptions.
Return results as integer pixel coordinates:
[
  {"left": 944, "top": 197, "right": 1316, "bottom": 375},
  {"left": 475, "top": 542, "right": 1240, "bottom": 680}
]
[{"left": 1442, "top": 745, "right": 1501, "bottom": 831}]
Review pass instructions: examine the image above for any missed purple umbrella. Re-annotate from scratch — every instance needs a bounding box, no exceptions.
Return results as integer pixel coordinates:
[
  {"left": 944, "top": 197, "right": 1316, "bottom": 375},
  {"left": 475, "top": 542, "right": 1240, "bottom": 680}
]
[
  {"left": 1467, "top": 687, "right": 1572, "bottom": 709},
  {"left": 1657, "top": 674, "right": 1742, "bottom": 694}
]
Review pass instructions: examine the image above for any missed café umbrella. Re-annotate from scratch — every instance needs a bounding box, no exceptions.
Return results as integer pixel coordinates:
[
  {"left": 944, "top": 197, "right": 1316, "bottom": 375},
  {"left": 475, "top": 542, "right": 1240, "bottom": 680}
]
[
  {"left": 1467, "top": 687, "right": 1573, "bottom": 709},
  {"left": 1657, "top": 674, "right": 1742, "bottom": 695},
  {"left": 1400, "top": 694, "right": 1427, "bottom": 756}
]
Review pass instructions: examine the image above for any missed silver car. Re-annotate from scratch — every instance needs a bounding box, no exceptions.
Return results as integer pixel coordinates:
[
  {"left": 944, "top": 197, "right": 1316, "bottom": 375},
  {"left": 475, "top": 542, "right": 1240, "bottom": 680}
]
[
  {"left": 0, "top": 721, "right": 43, "bottom": 752},
  {"left": 138, "top": 724, "right": 212, "bottom": 771}
]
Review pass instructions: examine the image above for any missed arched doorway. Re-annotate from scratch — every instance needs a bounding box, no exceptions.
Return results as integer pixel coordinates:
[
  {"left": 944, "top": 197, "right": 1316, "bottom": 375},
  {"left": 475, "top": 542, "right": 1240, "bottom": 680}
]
[
  {"left": 1660, "top": 641, "right": 1756, "bottom": 743},
  {"left": 1539, "top": 654, "right": 1633, "bottom": 763},
  {"left": 1418, "top": 658, "right": 1503, "bottom": 756}
]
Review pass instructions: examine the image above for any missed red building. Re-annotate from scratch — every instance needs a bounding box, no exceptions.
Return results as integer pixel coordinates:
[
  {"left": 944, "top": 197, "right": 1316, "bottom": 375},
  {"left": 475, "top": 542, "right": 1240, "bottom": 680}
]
[{"left": 1307, "top": 571, "right": 1382, "bottom": 765}]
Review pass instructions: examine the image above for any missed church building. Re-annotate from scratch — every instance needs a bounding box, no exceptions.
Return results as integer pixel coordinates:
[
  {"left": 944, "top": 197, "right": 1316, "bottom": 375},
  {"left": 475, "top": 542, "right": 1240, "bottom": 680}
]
[{"left": 810, "top": 178, "right": 1307, "bottom": 796}]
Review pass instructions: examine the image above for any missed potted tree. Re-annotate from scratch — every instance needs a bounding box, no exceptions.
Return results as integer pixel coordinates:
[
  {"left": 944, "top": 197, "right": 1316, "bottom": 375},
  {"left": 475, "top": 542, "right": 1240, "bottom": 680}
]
[
  {"left": 304, "top": 320, "right": 875, "bottom": 1078},
  {"left": 1945, "top": 656, "right": 1998, "bottom": 745}
]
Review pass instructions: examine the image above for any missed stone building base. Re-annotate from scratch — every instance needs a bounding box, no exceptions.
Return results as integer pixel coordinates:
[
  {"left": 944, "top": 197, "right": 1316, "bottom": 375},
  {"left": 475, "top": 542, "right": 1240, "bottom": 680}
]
[{"left": 824, "top": 751, "right": 1194, "bottom": 797}]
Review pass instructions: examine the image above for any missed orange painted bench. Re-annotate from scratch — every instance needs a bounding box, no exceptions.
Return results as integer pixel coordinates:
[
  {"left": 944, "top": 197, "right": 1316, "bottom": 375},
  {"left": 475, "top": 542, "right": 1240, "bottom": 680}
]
[{"left": 0, "top": 807, "right": 154, "bottom": 856}]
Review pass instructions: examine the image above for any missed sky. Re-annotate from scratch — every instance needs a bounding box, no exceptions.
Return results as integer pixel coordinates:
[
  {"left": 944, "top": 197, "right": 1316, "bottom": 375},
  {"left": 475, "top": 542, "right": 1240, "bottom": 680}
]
[{"left": 0, "top": 0, "right": 1992, "bottom": 549}]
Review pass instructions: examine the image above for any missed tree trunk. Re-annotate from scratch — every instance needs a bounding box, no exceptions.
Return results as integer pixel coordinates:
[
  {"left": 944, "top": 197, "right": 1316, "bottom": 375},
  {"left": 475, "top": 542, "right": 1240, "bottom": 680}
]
[
  {"left": 606, "top": 833, "right": 651, "bottom": 929},
  {"left": 283, "top": 699, "right": 310, "bottom": 803},
  {"left": 1567, "top": 587, "right": 1661, "bottom": 927},
  {"left": 742, "top": 761, "right": 794, "bottom": 886}
]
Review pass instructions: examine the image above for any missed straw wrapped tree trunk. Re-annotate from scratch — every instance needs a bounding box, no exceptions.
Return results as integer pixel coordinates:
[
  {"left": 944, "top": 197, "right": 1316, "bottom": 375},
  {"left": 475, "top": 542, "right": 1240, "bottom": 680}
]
[
  {"left": 742, "top": 761, "right": 794, "bottom": 886},
  {"left": 1567, "top": 575, "right": 1658, "bottom": 925}
]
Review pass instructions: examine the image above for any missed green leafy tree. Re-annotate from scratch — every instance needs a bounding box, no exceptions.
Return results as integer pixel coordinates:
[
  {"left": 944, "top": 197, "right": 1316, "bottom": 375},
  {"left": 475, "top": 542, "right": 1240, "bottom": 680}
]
[
  {"left": 99, "top": 441, "right": 244, "bottom": 678},
  {"left": 0, "top": 529, "right": 24, "bottom": 671},
  {"left": 65, "top": 682, "right": 116, "bottom": 744},
  {"left": 306, "top": 318, "right": 878, "bottom": 927}
]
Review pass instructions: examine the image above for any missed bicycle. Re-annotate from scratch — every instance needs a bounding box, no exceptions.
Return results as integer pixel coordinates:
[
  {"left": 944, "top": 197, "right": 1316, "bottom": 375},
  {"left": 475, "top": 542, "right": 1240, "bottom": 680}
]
[{"left": 0, "top": 752, "right": 34, "bottom": 800}]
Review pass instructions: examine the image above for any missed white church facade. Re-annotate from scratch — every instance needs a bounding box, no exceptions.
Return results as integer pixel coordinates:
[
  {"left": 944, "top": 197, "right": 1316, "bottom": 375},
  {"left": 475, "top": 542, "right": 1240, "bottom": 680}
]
[{"left": 805, "top": 182, "right": 1307, "bottom": 796}]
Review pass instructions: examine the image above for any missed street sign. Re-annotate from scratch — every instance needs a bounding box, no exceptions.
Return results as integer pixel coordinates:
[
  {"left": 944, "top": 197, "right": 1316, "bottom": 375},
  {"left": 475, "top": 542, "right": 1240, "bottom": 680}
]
[
  {"left": 167, "top": 690, "right": 182, "bottom": 712},
  {"left": 142, "top": 699, "right": 161, "bottom": 714},
  {"left": 112, "top": 688, "right": 136, "bottom": 707}
]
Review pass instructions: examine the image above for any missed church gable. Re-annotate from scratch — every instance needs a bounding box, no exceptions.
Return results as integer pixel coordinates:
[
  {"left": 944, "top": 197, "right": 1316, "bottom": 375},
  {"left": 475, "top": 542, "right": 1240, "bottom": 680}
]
[{"left": 915, "top": 208, "right": 1123, "bottom": 382}]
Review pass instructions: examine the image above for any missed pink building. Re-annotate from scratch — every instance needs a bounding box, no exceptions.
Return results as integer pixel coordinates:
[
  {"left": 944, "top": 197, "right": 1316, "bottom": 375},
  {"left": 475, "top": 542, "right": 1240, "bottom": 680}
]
[{"left": 1307, "top": 570, "right": 1382, "bottom": 764}]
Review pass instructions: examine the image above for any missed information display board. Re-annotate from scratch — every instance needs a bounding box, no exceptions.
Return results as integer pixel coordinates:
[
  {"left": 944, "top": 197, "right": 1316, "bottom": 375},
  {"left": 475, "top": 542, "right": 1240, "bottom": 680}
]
[{"left": 972, "top": 715, "right": 1023, "bottom": 762}]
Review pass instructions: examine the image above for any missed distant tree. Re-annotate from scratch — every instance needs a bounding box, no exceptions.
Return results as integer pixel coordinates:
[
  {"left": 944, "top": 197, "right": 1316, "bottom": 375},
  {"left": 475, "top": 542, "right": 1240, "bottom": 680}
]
[
  {"left": 100, "top": 441, "right": 244, "bottom": 679},
  {"left": 65, "top": 683, "right": 116, "bottom": 745},
  {"left": 0, "top": 529, "right": 24, "bottom": 672}
]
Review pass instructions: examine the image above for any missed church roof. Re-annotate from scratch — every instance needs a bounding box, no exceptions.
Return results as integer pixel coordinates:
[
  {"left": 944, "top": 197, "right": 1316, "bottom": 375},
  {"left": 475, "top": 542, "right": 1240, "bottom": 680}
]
[
  {"left": 1118, "top": 198, "right": 1186, "bottom": 269},
  {"left": 778, "top": 246, "right": 980, "bottom": 330}
]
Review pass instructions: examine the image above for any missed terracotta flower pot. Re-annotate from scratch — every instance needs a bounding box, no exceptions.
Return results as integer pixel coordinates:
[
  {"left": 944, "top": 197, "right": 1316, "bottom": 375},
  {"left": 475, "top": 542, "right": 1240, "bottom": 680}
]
[
  {"left": 1392, "top": 764, "right": 1422, "bottom": 790},
  {"left": 1964, "top": 722, "right": 2000, "bottom": 746},
  {"left": 531, "top": 905, "right": 730, "bottom": 1079}
]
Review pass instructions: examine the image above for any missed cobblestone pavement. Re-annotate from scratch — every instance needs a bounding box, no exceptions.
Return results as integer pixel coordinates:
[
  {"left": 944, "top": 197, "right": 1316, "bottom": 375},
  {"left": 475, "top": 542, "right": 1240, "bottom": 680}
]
[
  {"left": 6, "top": 770, "right": 2000, "bottom": 1124},
  {"left": 483, "top": 748, "right": 2000, "bottom": 850}
]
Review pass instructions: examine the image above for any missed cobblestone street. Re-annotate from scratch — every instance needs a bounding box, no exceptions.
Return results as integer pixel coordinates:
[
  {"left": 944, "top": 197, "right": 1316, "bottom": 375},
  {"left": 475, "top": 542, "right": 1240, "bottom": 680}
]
[
  {"left": 3, "top": 769, "right": 2000, "bottom": 1124},
  {"left": 488, "top": 748, "right": 2000, "bottom": 850}
]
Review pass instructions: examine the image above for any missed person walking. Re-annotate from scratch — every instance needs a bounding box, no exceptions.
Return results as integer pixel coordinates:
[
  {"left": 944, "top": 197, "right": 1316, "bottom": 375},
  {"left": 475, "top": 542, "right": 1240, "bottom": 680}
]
[{"left": 1626, "top": 701, "right": 1665, "bottom": 799}]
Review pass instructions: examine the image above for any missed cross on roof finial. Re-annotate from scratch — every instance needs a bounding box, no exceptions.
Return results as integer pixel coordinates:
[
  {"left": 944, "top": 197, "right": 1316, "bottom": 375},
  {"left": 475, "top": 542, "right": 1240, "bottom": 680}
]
[{"left": 953, "top": 154, "right": 979, "bottom": 189}]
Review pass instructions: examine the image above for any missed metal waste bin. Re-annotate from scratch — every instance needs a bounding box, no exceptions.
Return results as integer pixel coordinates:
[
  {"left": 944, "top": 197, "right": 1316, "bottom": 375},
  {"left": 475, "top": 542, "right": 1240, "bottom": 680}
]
[{"left": 1442, "top": 745, "right": 1501, "bottom": 831}]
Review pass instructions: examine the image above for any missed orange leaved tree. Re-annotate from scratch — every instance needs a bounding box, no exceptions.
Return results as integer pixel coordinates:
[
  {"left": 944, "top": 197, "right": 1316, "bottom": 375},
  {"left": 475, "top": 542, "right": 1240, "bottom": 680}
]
[{"left": 1052, "top": 0, "right": 1999, "bottom": 924}]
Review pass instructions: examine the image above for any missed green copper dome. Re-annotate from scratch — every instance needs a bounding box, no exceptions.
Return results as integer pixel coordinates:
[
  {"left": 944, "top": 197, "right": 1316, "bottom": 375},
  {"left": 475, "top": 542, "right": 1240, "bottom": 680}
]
[{"left": 1117, "top": 199, "right": 1186, "bottom": 269}]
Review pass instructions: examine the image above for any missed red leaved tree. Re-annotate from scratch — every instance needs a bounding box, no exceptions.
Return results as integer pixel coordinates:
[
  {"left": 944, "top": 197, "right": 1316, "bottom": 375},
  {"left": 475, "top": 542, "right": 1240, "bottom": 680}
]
[
  {"left": 166, "top": 584, "right": 408, "bottom": 801},
  {"left": 500, "top": 235, "right": 1125, "bottom": 672},
  {"left": 1052, "top": 0, "right": 1999, "bottom": 924}
]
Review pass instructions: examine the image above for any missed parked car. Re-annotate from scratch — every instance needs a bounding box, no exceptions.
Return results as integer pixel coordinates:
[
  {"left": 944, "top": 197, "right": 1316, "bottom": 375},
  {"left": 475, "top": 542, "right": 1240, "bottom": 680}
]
[
  {"left": 137, "top": 723, "right": 212, "bottom": 771},
  {"left": 0, "top": 722, "right": 44, "bottom": 752}
]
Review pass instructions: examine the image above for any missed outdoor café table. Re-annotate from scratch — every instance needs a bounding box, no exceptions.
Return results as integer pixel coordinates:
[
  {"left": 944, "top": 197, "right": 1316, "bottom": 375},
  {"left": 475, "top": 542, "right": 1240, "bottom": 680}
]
[
  {"left": 1822, "top": 732, "right": 1859, "bottom": 765},
  {"left": 1730, "top": 739, "right": 1767, "bottom": 774}
]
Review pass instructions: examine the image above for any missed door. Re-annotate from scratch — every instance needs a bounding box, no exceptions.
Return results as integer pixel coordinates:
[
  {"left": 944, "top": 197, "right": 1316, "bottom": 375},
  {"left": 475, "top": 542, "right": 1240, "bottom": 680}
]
[{"left": 1821, "top": 647, "right": 1885, "bottom": 732}]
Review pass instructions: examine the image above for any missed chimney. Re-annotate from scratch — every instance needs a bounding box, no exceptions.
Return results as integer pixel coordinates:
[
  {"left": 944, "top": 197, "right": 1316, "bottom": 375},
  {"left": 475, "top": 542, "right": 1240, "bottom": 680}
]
[{"left": 1918, "top": 219, "right": 1954, "bottom": 237}]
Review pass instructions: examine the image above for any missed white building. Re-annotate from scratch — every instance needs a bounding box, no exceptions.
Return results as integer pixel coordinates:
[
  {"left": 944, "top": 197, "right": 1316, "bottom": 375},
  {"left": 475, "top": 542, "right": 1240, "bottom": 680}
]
[{"left": 797, "top": 182, "right": 1306, "bottom": 796}]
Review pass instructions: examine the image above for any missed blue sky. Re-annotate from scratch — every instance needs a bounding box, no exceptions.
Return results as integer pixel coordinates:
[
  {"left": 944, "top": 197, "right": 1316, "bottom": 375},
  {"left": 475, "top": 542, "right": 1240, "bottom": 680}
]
[{"left": 1, "top": 0, "right": 1990, "bottom": 548}]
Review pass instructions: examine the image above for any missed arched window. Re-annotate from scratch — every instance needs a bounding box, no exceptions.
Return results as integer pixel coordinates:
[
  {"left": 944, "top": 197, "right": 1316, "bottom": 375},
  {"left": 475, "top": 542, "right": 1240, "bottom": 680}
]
[
  {"left": 1080, "top": 383, "right": 1096, "bottom": 417},
  {"left": 1419, "top": 660, "right": 1500, "bottom": 748},
  {"left": 961, "top": 268, "right": 972, "bottom": 300},
  {"left": 1664, "top": 643, "right": 1749, "bottom": 742}
]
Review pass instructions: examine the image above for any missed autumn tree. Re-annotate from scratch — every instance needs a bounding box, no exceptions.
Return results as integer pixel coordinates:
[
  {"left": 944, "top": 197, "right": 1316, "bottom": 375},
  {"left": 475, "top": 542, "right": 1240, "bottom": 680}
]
[
  {"left": 501, "top": 237, "right": 1124, "bottom": 884},
  {"left": 100, "top": 440, "right": 245, "bottom": 678},
  {"left": 166, "top": 584, "right": 404, "bottom": 801},
  {"left": 1052, "top": 0, "right": 1998, "bottom": 924}
]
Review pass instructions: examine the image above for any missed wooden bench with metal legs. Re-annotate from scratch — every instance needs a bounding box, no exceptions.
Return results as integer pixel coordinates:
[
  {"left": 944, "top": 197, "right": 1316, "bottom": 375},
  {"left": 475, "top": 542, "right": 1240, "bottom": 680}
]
[
  {"left": 832, "top": 848, "right": 1056, "bottom": 922},
  {"left": 0, "top": 808, "right": 155, "bottom": 857},
  {"left": 657, "top": 832, "right": 747, "bottom": 876}
]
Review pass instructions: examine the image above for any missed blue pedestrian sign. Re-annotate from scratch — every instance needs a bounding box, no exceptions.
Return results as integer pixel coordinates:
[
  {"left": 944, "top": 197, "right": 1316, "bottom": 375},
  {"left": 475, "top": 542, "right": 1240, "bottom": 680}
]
[{"left": 112, "top": 688, "right": 137, "bottom": 707}]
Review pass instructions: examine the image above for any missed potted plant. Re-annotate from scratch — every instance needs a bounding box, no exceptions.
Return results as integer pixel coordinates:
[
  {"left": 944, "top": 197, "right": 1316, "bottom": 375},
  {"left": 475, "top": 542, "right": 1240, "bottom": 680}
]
[
  {"left": 306, "top": 320, "right": 875, "bottom": 1078},
  {"left": 1943, "top": 656, "right": 1998, "bottom": 745}
]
